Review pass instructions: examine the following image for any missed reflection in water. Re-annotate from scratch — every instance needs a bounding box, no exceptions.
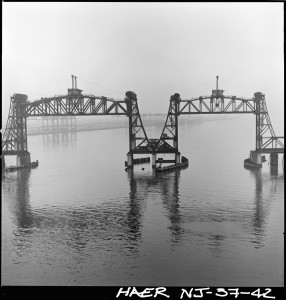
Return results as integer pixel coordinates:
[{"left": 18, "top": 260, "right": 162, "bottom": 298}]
[
  {"left": 3, "top": 169, "right": 33, "bottom": 229},
  {"left": 251, "top": 168, "right": 265, "bottom": 248},
  {"left": 159, "top": 171, "right": 182, "bottom": 244},
  {"left": 42, "top": 131, "right": 77, "bottom": 147},
  {"left": 126, "top": 172, "right": 145, "bottom": 242},
  {"left": 5, "top": 165, "right": 282, "bottom": 253},
  {"left": 2, "top": 159, "right": 284, "bottom": 285},
  {"left": 270, "top": 165, "right": 278, "bottom": 176},
  {"left": 127, "top": 169, "right": 183, "bottom": 244},
  {"left": 246, "top": 166, "right": 284, "bottom": 248}
]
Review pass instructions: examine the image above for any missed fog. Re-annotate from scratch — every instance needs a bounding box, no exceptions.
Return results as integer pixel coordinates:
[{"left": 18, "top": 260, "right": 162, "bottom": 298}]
[{"left": 2, "top": 2, "right": 284, "bottom": 133}]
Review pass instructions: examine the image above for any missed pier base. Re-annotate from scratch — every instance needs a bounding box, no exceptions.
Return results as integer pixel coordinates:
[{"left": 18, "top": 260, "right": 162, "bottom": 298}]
[
  {"left": 1, "top": 155, "right": 5, "bottom": 171},
  {"left": 270, "top": 153, "right": 278, "bottom": 166},
  {"left": 152, "top": 153, "right": 156, "bottom": 168},
  {"left": 244, "top": 151, "right": 262, "bottom": 168},
  {"left": 127, "top": 153, "right": 133, "bottom": 168},
  {"left": 17, "top": 151, "right": 31, "bottom": 167},
  {"left": 175, "top": 152, "right": 181, "bottom": 164}
]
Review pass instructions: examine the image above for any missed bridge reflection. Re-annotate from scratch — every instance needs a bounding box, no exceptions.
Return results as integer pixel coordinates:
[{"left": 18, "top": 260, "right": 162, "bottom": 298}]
[
  {"left": 3, "top": 169, "right": 33, "bottom": 229},
  {"left": 245, "top": 165, "right": 284, "bottom": 248},
  {"left": 2, "top": 165, "right": 283, "bottom": 257},
  {"left": 127, "top": 169, "right": 183, "bottom": 245},
  {"left": 42, "top": 131, "right": 77, "bottom": 147}
]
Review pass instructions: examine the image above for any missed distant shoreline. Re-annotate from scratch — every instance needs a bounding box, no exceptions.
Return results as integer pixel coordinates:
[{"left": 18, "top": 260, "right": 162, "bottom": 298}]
[
  {"left": 27, "top": 116, "right": 238, "bottom": 136},
  {"left": 27, "top": 125, "right": 128, "bottom": 136}
]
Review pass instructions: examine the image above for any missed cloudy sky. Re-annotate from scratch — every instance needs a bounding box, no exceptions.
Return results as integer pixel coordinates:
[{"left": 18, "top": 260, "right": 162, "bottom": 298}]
[{"left": 2, "top": 2, "right": 284, "bottom": 132}]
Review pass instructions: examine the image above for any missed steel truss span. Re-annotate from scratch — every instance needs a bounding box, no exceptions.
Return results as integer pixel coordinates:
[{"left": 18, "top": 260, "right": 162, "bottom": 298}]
[
  {"left": 1, "top": 78, "right": 284, "bottom": 171},
  {"left": 20, "top": 95, "right": 127, "bottom": 117},
  {"left": 174, "top": 92, "right": 284, "bottom": 153}
]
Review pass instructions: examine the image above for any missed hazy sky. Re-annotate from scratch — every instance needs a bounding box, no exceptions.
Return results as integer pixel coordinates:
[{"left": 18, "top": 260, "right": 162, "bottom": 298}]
[{"left": 2, "top": 2, "right": 284, "bottom": 132}]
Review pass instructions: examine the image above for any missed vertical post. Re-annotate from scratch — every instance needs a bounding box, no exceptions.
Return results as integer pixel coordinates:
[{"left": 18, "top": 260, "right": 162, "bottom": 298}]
[
  {"left": 173, "top": 93, "right": 181, "bottom": 165},
  {"left": 126, "top": 93, "right": 135, "bottom": 153},
  {"left": 14, "top": 94, "right": 31, "bottom": 167},
  {"left": 124, "top": 91, "right": 149, "bottom": 169},
  {"left": 102, "top": 97, "right": 107, "bottom": 113},
  {"left": 254, "top": 92, "right": 263, "bottom": 150},
  {"left": 175, "top": 96, "right": 179, "bottom": 150},
  {"left": 210, "top": 96, "right": 213, "bottom": 112},
  {"left": 125, "top": 92, "right": 136, "bottom": 169},
  {"left": 172, "top": 93, "right": 180, "bottom": 150},
  {"left": 15, "top": 101, "right": 27, "bottom": 151}
]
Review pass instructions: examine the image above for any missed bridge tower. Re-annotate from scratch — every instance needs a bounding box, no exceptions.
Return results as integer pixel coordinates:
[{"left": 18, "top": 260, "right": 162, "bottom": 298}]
[
  {"left": 2, "top": 94, "right": 32, "bottom": 167},
  {"left": 159, "top": 93, "right": 181, "bottom": 164},
  {"left": 125, "top": 91, "right": 149, "bottom": 168},
  {"left": 246, "top": 91, "right": 284, "bottom": 167}
]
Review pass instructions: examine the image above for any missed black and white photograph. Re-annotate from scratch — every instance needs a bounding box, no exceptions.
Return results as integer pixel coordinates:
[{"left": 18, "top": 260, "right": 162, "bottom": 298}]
[{"left": 1, "top": 2, "right": 284, "bottom": 296}]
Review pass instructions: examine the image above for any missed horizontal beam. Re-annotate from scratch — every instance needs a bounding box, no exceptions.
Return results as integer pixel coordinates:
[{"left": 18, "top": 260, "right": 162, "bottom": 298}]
[
  {"left": 131, "top": 149, "right": 178, "bottom": 154},
  {"left": 156, "top": 159, "right": 176, "bottom": 163},
  {"left": 25, "top": 113, "right": 127, "bottom": 117},
  {"left": 257, "top": 148, "right": 284, "bottom": 154},
  {"left": 179, "top": 111, "right": 254, "bottom": 114},
  {"left": 2, "top": 151, "right": 19, "bottom": 155}
]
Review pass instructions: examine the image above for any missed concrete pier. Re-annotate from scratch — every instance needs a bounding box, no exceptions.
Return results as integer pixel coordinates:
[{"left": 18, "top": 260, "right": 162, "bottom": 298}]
[
  {"left": 175, "top": 152, "right": 181, "bottom": 164},
  {"left": 249, "top": 151, "right": 262, "bottom": 166},
  {"left": 152, "top": 153, "right": 156, "bottom": 168},
  {"left": 1, "top": 155, "right": 5, "bottom": 171},
  {"left": 270, "top": 153, "right": 278, "bottom": 166},
  {"left": 16, "top": 152, "right": 31, "bottom": 167},
  {"left": 127, "top": 153, "right": 133, "bottom": 168}
]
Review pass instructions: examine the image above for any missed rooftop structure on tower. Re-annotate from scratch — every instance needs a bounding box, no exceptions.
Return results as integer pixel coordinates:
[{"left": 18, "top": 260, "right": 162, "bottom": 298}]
[
  {"left": 68, "top": 75, "right": 82, "bottom": 96},
  {"left": 212, "top": 75, "right": 224, "bottom": 97}
]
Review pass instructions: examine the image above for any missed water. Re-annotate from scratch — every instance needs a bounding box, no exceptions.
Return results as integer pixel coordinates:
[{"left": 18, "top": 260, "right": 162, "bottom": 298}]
[{"left": 2, "top": 116, "right": 284, "bottom": 286}]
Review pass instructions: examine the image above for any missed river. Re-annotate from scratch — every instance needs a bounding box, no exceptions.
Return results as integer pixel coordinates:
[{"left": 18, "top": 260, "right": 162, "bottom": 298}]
[{"left": 1, "top": 115, "right": 284, "bottom": 286}]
